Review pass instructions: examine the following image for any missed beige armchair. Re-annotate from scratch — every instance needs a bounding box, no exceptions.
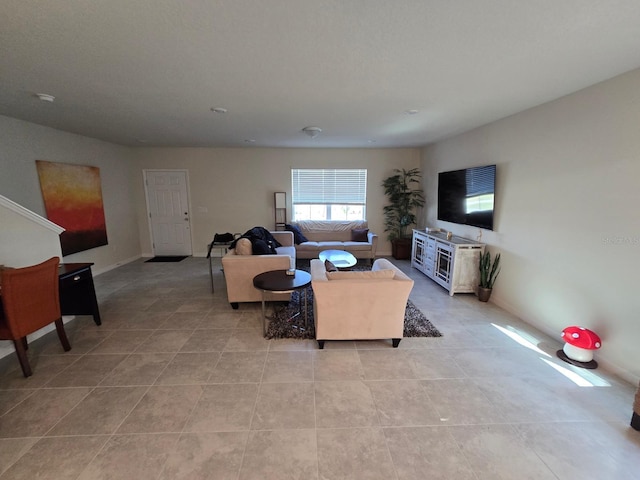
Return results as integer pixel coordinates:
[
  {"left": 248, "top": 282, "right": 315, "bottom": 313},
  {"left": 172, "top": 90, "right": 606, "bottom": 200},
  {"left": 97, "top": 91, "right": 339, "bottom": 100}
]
[
  {"left": 221, "top": 231, "right": 296, "bottom": 309},
  {"left": 310, "top": 258, "right": 414, "bottom": 348}
]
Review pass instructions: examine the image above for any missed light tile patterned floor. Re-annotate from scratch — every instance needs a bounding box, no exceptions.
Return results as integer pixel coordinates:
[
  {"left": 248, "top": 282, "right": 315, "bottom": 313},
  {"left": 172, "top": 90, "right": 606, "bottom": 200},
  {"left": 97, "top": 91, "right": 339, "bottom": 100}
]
[{"left": 0, "top": 257, "right": 638, "bottom": 479}]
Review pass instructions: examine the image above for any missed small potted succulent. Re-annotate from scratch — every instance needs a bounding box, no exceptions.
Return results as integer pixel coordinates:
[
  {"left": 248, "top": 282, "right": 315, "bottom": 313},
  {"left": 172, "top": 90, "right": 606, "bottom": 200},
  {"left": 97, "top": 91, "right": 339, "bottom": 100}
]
[{"left": 478, "top": 250, "right": 500, "bottom": 302}]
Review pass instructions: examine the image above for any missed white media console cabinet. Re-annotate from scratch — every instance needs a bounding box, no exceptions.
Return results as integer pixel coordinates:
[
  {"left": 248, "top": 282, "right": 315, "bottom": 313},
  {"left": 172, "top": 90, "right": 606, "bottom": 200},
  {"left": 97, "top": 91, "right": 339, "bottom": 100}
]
[{"left": 411, "top": 229, "right": 485, "bottom": 296}]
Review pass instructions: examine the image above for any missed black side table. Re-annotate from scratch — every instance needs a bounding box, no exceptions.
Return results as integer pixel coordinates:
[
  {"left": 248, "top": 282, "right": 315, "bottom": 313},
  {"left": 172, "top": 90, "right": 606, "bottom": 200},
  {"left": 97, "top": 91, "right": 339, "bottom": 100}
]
[
  {"left": 253, "top": 269, "right": 311, "bottom": 337},
  {"left": 58, "top": 263, "right": 101, "bottom": 325}
]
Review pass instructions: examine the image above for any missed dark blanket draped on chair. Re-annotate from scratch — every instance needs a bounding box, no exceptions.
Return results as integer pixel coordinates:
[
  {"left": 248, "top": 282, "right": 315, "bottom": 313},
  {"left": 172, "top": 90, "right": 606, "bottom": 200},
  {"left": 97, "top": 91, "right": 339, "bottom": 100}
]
[{"left": 230, "top": 226, "right": 282, "bottom": 254}]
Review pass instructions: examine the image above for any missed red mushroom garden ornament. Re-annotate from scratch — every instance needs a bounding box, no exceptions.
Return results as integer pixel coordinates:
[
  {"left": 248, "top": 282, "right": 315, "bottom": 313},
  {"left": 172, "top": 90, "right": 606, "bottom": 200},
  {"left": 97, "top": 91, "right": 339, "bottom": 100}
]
[{"left": 556, "top": 326, "right": 601, "bottom": 369}]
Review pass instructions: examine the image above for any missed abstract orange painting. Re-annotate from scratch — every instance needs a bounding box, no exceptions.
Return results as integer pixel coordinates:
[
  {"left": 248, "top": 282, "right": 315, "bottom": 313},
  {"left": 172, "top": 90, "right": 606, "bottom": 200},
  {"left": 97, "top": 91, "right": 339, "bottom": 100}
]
[{"left": 36, "top": 160, "right": 108, "bottom": 256}]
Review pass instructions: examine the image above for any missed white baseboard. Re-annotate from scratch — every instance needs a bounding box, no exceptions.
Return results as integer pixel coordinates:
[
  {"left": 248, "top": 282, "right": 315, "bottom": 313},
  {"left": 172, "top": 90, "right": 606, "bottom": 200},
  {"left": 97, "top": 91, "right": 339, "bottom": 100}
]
[
  {"left": 142, "top": 252, "right": 209, "bottom": 259},
  {"left": 92, "top": 254, "right": 142, "bottom": 276}
]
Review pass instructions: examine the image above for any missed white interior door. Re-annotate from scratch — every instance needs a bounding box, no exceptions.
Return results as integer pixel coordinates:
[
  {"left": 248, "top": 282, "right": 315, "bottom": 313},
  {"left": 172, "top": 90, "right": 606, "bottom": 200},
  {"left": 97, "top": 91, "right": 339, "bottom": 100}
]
[{"left": 144, "top": 170, "right": 192, "bottom": 256}]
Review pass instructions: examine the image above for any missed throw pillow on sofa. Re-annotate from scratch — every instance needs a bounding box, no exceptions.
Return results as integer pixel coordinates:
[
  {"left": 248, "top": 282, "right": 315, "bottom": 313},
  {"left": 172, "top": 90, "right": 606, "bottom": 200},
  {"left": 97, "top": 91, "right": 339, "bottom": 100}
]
[
  {"left": 324, "top": 260, "right": 338, "bottom": 272},
  {"left": 285, "top": 223, "right": 309, "bottom": 244},
  {"left": 351, "top": 228, "right": 369, "bottom": 242}
]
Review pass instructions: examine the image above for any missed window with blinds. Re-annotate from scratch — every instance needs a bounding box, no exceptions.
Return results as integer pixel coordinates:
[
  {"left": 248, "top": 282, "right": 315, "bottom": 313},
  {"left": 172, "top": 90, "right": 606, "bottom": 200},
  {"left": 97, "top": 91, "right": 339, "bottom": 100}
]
[
  {"left": 465, "top": 165, "right": 495, "bottom": 197},
  {"left": 465, "top": 165, "right": 495, "bottom": 213},
  {"left": 291, "top": 169, "right": 367, "bottom": 221}
]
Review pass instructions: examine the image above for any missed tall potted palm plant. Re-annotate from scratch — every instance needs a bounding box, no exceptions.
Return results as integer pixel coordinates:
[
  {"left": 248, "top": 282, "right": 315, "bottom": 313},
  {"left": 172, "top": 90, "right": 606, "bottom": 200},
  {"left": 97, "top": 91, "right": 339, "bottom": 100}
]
[{"left": 382, "top": 168, "right": 425, "bottom": 259}]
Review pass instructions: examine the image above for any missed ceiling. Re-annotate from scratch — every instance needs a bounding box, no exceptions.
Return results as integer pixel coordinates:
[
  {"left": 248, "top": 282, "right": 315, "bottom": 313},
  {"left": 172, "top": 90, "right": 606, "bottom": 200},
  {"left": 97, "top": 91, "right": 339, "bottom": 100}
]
[{"left": 2, "top": 1, "right": 640, "bottom": 148}]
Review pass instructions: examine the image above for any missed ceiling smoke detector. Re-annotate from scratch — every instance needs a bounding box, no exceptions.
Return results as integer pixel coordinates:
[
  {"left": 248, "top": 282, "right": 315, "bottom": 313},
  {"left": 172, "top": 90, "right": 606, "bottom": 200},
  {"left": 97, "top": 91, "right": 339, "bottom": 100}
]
[
  {"left": 36, "top": 93, "right": 55, "bottom": 102},
  {"left": 301, "top": 126, "right": 322, "bottom": 138}
]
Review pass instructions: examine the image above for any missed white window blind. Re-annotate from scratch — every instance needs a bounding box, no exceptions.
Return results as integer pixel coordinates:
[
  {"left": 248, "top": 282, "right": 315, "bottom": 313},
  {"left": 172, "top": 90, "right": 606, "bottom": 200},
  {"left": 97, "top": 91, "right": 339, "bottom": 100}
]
[
  {"left": 465, "top": 165, "right": 495, "bottom": 197},
  {"left": 291, "top": 168, "right": 367, "bottom": 221},
  {"left": 292, "top": 169, "right": 367, "bottom": 205}
]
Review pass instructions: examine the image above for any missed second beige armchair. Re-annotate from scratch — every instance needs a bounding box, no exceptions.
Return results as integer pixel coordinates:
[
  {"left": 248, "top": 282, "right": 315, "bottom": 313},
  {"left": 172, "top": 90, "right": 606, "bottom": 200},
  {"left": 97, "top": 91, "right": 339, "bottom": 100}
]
[{"left": 310, "top": 258, "right": 414, "bottom": 349}]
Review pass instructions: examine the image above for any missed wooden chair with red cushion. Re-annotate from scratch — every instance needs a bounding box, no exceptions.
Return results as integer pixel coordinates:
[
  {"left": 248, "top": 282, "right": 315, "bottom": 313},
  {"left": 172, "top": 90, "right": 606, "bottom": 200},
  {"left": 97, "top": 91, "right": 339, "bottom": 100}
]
[{"left": 0, "top": 257, "right": 71, "bottom": 377}]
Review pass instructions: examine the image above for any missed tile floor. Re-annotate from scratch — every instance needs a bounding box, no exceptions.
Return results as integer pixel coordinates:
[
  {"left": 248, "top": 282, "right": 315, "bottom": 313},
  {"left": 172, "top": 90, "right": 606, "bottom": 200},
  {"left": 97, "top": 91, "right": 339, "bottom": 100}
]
[{"left": 0, "top": 257, "right": 639, "bottom": 479}]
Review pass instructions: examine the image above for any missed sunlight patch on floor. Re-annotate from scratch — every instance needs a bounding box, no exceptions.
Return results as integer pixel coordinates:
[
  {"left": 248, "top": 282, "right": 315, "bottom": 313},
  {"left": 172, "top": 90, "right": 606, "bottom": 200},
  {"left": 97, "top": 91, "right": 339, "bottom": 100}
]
[
  {"left": 541, "top": 357, "right": 611, "bottom": 387},
  {"left": 491, "top": 323, "right": 551, "bottom": 357},
  {"left": 491, "top": 322, "right": 611, "bottom": 387}
]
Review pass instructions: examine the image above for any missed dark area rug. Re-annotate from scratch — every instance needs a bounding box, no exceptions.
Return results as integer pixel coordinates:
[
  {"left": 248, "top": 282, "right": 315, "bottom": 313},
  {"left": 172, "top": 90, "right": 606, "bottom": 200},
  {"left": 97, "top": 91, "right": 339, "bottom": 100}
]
[
  {"left": 145, "top": 256, "right": 188, "bottom": 263},
  {"left": 265, "top": 260, "right": 442, "bottom": 339}
]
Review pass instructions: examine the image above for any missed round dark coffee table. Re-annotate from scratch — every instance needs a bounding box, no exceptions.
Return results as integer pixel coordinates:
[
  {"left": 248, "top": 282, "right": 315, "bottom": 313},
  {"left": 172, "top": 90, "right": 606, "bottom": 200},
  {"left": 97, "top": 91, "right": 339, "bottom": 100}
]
[{"left": 253, "top": 269, "right": 312, "bottom": 336}]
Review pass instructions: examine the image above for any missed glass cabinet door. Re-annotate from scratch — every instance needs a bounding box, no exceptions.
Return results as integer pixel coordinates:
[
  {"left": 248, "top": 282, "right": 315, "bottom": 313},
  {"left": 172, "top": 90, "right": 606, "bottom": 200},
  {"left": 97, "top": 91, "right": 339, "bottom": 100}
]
[
  {"left": 412, "top": 235, "right": 425, "bottom": 267},
  {"left": 435, "top": 243, "right": 453, "bottom": 286}
]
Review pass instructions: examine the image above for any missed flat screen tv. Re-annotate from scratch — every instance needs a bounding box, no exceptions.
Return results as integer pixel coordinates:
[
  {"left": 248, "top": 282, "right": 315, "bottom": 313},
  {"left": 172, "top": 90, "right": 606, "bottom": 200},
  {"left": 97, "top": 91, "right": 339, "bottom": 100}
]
[{"left": 437, "top": 164, "right": 496, "bottom": 231}]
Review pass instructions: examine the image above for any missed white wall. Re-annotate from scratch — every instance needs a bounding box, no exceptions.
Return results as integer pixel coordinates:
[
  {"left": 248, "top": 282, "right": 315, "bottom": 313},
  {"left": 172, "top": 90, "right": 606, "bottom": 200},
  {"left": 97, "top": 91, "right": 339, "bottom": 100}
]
[
  {"left": 132, "top": 148, "right": 421, "bottom": 257},
  {"left": 0, "top": 115, "right": 421, "bottom": 265},
  {"left": 0, "top": 200, "right": 62, "bottom": 268},
  {"left": 422, "top": 68, "right": 640, "bottom": 383},
  {"left": 0, "top": 116, "right": 141, "bottom": 273}
]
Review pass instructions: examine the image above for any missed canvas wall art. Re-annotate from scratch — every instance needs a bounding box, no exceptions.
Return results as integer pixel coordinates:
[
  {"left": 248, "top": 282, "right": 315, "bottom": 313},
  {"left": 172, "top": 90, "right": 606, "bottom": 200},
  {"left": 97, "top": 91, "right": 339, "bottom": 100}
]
[{"left": 36, "top": 160, "right": 108, "bottom": 256}]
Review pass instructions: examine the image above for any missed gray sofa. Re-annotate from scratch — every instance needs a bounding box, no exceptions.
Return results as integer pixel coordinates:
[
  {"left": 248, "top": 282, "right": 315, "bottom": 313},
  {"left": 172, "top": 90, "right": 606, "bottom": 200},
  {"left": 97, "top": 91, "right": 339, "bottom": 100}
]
[{"left": 292, "top": 220, "right": 378, "bottom": 261}]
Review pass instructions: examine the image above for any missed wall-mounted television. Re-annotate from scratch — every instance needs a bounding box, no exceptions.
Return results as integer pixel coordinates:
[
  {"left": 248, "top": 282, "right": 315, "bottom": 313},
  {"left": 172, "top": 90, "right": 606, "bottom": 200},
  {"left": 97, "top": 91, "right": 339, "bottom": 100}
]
[{"left": 437, "top": 164, "right": 496, "bottom": 231}]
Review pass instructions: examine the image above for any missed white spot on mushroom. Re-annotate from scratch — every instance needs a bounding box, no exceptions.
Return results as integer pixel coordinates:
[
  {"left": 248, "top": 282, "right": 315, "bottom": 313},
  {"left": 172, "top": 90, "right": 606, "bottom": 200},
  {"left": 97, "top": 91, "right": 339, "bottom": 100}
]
[
  {"left": 595, "top": 342, "right": 601, "bottom": 348},
  {"left": 572, "top": 333, "right": 579, "bottom": 338}
]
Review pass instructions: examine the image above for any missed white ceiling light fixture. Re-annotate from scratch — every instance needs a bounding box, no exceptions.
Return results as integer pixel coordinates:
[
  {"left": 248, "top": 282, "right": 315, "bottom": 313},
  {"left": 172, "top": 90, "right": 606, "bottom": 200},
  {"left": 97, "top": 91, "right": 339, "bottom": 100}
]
[
  {"left": 210, "top": 107, "right": 227, "bottom": 113},
  {"left": 36, "top": 93, "right": 55, "bottom": 102},
  {"left": 302, "top": 126, "right": 322, "bottom": 138}
]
